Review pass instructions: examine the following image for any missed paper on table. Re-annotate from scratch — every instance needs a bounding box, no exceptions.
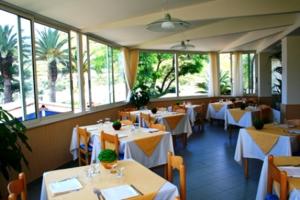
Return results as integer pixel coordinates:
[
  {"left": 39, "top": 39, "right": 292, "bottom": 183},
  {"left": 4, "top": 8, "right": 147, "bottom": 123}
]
[
  {"left": 288, "top": 129, "right": 300, "bottom": 134},
  {"left": 143, "top": 128, "right": 159, "bottom": 133},
  {"left": 278, "top": 167, "right": 300, "bottom": 178},
  {"left": 49, "top": 177, "right": 82, "bottom": 196},
  {"left": 101, "top": 184, "right": 140, "bottom": 200}
]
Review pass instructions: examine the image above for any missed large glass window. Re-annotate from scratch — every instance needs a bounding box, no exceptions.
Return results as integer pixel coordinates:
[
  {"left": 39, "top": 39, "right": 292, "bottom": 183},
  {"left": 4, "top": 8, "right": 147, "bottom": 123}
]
[
  {"left": 219, "top": 53, "right": 232, "bottom": 95},
  {"left": 35, "top": 23, "right": 72, "bottom": 117},
  {"left": 178, "top": 53, "right": 209, "bottom": 96},
  {"left": 271, "top": 57, "right": 282, "bottom": 95},
  {"left": 242, "top": 53, "right": 256, "bottom": 94},
  {"left": 0, "top": 10, "right": 36, "bottom": 121},
  {"left": 136, "top": 52, "right": 176, "bottom": 98},
  {"left": 113, "top": 48, "right": 127, "bottom": 102},
  {"left": 88, "top": 39, "right": 112, "bottom": 107}
]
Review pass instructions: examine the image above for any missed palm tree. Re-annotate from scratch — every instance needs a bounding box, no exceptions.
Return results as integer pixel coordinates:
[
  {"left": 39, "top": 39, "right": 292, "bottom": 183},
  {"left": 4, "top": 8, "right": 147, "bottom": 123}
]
[
  {"left": 35, "top": 28, "right": 68, "bottom": 102},
  {"left": 0, "top": 25, "right": 18, "bottom": 103}
]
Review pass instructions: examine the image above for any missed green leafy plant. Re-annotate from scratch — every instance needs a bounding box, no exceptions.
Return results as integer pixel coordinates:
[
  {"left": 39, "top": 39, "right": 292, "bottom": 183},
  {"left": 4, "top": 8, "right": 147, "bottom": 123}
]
[
  {"left": 253, "top": 118, "right": 264, "bottom": 130},
  {"left": 240, "top": 102, "right": 247, "bottom": 110},
  {"left": 98, "top": 149, "right": 117, "bottom": 163},
  {"left": 129, "top": 85, "right": 150, "bottom": 109},
  {"left": 112, "top": 120, "right": 121, "bottom": 130},
  {"left": 0, "top": 107, "right": 32, "bottom": 180}
]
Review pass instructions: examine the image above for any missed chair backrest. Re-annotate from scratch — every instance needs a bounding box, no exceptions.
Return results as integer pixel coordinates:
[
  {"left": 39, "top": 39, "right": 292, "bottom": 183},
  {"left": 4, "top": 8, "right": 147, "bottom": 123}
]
[
  {"left": 167, "top": 152, "right": 186, "bottom": 200},
  {"left": 119, "top": 111, "right": 131, "bottom": 120},
  {"left": 194, "top": 104, "right": 205, "bottom": 119},
  {"left": 267, "top": 155, "right": 288, "bottom": 200},
  {"left": 259, "top": 105, "right": 273, "bottom": 123},
  {"left": 286, "top": 119, "right": 300, "bottom": 126},
  {"left": 173, "top": 105, "right": 186, "bottom": 113},
  {"left": 123, "top": 107, "right": 137, "bottom": 112},
  {"left": 149, "top": 123, "right": 166, "bottom": 131},
  {"left": 140, "top": 113, "right": 151, "bottom": 127},
  {"left": 7, "top": 172, "right": 27, "bottom": 200},
  {"left": 120, "top": 119, "right": 133, "bottom": 126},
  {"left": 101, "top": 131, "right": 119, "bottom": 154},
  {"left": 77, "top": 125, "right": 91, "bottom": 166},
  {"left": 158, "top": 107, "right": 167, "bottom": 111}
]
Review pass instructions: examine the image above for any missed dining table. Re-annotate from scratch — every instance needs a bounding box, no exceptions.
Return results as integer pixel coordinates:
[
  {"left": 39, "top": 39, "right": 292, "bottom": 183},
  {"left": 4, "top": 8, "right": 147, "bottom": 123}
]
[
  {"left": 70, "top": 123, "right": 174, "bottom": 168},
  {"left": 234, "top": 123, "right": 300, "bottom": 177},
  {"left": 206, "top": 101, "right": 233, "bottom": 121},
  {"left": 224, "top": 106, "right": 260, "bottom": 130},
  {"left": 129, "top": 110, "right": 193, "bottom": 137},
  {"left": 256, "top": 156, "right": 300, "bottom": 200},
  {"left": 40, "top": 159, "right": 179, "bottom": 200}
]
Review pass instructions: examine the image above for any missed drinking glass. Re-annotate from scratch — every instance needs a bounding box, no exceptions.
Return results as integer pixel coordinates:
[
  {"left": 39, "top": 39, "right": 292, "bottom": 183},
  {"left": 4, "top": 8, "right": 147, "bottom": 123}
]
[
  {"left": 97, "top": 119, "right": 103, "bottom": 129},
  {"left": 104, "top": 118, "right": 111, "bottom": 124}
]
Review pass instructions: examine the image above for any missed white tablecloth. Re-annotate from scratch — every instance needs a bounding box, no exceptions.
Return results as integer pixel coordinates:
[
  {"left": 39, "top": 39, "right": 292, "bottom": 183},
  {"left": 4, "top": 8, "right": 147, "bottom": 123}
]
[
  {"left": 131, "top": 110, "right": 193, "bottom": 137},
  {"left": 224, "top": 108, "right": 259, "bottom": 130},
  {"left": 234, "top": 128, "right": 298, "bottom": 165},
  {"left": 206, "top": 102, "right": 232, "bottom": 120},
  {"left": 256, "top": 157, "right": 300, "bottom": 200},
  {"left": 40, "top": 160, "right": 179, "bottom": 200},
  {"left": 185, "top": 104, "right": 199, "bottom": 126},
  {"left": 70, "top": 124, "right": 174, "bottom": 168}
]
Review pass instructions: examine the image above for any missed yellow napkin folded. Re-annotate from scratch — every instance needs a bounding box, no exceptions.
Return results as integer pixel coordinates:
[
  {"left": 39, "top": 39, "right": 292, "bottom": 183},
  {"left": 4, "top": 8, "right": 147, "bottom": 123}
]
[
  {"left": 211, "top": 103, "right": 224, "bottom": 112},
  {"left": 134, "top": 134, "right": 163, "bottom": 157}
]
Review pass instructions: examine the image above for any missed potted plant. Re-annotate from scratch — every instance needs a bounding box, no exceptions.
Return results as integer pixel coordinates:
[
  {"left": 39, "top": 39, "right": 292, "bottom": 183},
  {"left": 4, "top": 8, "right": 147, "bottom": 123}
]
[
  {"left": 151, "top": 107, "right": 157, "bottom": 114},
  {"left": 129, "top": 86, "right": 150, "bottom": 110},
  {"left": 112, "top": 120, "right": 122, "bottom": 130},
  {"left": 98, "top": 149, "right": 117, "bottom": 169},
  {"left": 253, "top": 118, "right": 264, "bottom": 130},
  {"left": 0, "top": 107, "right": 32, "bottom": 182}
]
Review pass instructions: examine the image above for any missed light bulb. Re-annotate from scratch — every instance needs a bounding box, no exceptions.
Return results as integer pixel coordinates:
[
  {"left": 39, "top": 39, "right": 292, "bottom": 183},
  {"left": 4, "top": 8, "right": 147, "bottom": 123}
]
[{"left": 161, "top": 21, "right": 175, "bottom": 29}]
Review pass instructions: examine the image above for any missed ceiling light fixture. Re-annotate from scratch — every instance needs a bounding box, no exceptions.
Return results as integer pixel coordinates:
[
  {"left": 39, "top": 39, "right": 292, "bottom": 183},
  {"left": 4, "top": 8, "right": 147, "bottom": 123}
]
[
  {"left": 171, "top": 40, "right": 195, "bottom": 50},
  {"left": 146, "top": 13, "right": 190, "bottom": 32}
]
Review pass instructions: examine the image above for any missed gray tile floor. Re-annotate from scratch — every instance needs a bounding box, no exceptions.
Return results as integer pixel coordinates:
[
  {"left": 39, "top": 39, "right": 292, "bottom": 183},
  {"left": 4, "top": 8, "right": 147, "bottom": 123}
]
[{"left": 28, "top": 123, "right": 262, "bottom": 200}]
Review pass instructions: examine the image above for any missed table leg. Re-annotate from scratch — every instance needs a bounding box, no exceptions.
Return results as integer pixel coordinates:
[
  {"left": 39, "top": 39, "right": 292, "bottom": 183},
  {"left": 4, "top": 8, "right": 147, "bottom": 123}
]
[{"left": 243, "top": 158, "right": 248, "bottom": 178}]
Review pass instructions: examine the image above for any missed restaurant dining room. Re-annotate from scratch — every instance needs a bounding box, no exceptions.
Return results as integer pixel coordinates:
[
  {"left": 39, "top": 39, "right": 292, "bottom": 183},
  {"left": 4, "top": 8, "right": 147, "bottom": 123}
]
[{"left": 1, "top": 0, "right": 300, "bottom": 199}]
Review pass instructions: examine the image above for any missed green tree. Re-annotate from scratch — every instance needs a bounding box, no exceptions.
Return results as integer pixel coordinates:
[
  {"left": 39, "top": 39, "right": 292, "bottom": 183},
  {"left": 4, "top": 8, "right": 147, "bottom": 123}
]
[
  {"left": 135, "top": 52, "right": 207, "bottom": 98},
  {"left": 36, "top": 28, "right": 69, "bottom": 102},
  {"left": 0, "top": 25, "right": 18, "bottom": 103}
]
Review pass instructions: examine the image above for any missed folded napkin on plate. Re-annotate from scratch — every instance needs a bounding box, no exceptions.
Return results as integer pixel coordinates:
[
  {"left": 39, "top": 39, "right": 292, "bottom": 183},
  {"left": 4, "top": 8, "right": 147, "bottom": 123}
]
[
  {"left": 143, "top": 128, "right": 159, "bottom": 133},
  {"left": 101, "top": 184, "right": 139, "bottom": 200}
]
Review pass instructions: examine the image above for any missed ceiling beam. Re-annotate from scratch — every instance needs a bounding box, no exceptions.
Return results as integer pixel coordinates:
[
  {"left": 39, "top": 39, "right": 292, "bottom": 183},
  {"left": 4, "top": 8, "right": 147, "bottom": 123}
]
[
  {"left": 256, "top": 14, "right": 300, "bottom": 52},
  {"left": 135, "top": 14, "right": 296, "bottom": 49},
  {"left": 221, "top": 26, "right": 287, "bottom": 51},
  {"left": 82, "top": 0, "right": 300, "bottom": 32}
]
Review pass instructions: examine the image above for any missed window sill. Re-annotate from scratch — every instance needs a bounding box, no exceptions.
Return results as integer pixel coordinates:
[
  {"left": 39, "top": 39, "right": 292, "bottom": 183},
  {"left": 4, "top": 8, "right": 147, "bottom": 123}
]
[{"left": 24, "top": 101, "right": 127, "bottom": 129}]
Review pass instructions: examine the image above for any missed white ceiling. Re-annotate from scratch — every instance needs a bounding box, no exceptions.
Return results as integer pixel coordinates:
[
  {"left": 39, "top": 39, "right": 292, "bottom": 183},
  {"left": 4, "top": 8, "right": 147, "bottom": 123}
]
[{"left": 4, "top": 0, "right": 300, "bottom": 52}]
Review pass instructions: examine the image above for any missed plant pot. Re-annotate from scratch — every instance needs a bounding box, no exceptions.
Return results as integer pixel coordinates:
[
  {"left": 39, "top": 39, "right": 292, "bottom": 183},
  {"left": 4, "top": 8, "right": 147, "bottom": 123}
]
[
  {"left": 101, "top": 161, "right": 117, "bottom": 169},
  {"left": 254, "top": 123, "right": 264, "bottom": 130},
  {"left": 113, "top": 124, "right": 121, "bottom": 130},
  {"left": 151, "top": 108, "right": 157, "bottom": 114}
]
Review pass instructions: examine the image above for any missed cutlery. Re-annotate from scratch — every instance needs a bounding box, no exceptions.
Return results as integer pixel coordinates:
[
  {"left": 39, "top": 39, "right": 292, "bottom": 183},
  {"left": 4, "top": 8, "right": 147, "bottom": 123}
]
[
  {"left": 93, "top": 188, "right": 105, "bottom": 200},
  {"left": 130, "top": 184, "right": 143, "bottom": 195}
]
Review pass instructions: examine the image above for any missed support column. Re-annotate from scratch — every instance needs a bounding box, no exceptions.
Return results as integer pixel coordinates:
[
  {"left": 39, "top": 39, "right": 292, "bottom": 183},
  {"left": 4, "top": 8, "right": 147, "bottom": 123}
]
[
  {"left": 281, "top": 36, "right": 300, "bottom": 120},
  {"left": 257, "top": 52, "right": 272, "bottom": 104}
]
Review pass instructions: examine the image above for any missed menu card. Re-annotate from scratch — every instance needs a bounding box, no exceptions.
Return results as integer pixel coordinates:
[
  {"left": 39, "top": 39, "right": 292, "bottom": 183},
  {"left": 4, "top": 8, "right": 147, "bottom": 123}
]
[
  {"left": 49, "top": 177, "right": 82, "bottom": 196},
  {"left": 101, "top": 184, "right": 140, "bottom": 200}
]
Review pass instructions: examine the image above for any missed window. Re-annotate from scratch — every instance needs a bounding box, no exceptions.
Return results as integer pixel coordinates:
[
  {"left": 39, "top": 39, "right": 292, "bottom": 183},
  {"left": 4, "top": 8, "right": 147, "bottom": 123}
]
[
  {"left": 271, "top": 57, "right": 282, "bottom": 95},
  {"left": 113, "top": 48, "right": 127, "bottom": 102},
  {"left": 136, "top": 52, "right": 176, "bottom": 98},
  {"left": 178, "top": 53, "right": 209, "bottom": 96},
  {"left": 34, "top": 23, "right": 72, "bottom": 117},
  {"left": 242, "top": 53, "right": 256, "bottom": 94},
  {"left": 219, "top": 53, "right": 232, "bottom": 95},
  {"left": 0, "top": 10, "right": 36, "bottom": 121},
  {"left": 88, "top": 39, "right": 112, "bottom": 107}
]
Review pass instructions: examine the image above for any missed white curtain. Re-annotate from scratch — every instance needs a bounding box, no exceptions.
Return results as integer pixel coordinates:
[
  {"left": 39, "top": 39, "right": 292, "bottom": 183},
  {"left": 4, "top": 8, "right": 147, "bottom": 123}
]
[
  {"left": 208, "top": 52, "right": 220, "bottom": 97},
  {"left": 232, "top": 52, "right": 243, "bottom": 96},
  {"left": 122, "top": 47, "right": 139, "bottom": 100}
]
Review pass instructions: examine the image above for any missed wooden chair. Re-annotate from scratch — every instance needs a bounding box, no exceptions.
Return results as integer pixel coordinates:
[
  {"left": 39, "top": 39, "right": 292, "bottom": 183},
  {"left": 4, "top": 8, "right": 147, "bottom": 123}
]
[
  {"left": 119, "top": 111, "right": 131, "bottom": 120},
  {"left": 149, "top": 123, "right": 166, "bottom": 131},
  {"left": 193, "top": 104, "right": 205, "bottom": 132},
  {"left": 77, "top": 125, "right": 92, "bottom": 166},
  {"left": 260, "top": 105, "right": 273, "bottom": 123},
  {"left": 121, "top": 119, "right": 133, "bottom": 126},
  {"left": 173, "top": 105, "right": 187, "bottom": 113},
  {"left": 7, "top": 172, "right": 27, "bottom": 200},
  {"left": 267, "top": 155, "right": 288, "bottom": 200},
  {"left": 123, "top": 107, "right": 137, "bottom": 112},
  {"left": 167, "top": 152, "right": 186, "bottom": 200},
  {"left": 286, "top": 119, "right": 300, "bottom": 126},
  {"left": 140, "top": 113, "right": 152, "bottom": 127},
  {"left": 158, "top": 107, "right": 167, "bottom": 111},
  {"left": 101, "top": 131, "right": 119, "bottom": 154}
]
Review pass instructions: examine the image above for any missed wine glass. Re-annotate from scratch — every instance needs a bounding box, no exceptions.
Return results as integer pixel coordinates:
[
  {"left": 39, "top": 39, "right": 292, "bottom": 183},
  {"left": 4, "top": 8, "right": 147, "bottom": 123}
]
[{"left": 97, "top": 119, "right": 103, "bottom": 129}]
